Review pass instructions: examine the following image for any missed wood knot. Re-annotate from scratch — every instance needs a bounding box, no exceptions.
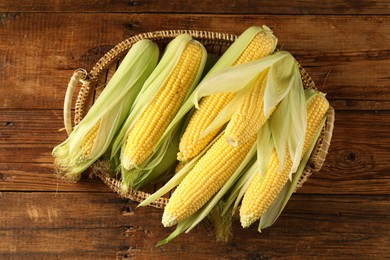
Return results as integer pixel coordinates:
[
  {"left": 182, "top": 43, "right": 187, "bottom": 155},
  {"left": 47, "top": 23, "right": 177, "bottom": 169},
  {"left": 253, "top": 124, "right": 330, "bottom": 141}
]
[
  {"left": 122, "top": 225, "right": 151, "bottom": 237},
  {"left": 79, "top": 45, "right": 113, "bottom": 65},
  {"left": 0, "top": 173, "right": 7, "bottom": 181},
  {"left": 347, "top": 152, "right": 357, "bottom": 161},
  {"left": 128, "top": 0, "right": 141, "bottom": 6},
  {"left": 121, "top": 206, "right": 134, "bottom": 216}
]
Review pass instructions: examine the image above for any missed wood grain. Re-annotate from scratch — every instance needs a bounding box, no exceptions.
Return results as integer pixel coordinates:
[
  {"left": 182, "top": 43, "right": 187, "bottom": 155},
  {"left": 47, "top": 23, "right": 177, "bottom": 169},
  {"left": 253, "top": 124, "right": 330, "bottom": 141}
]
[
  {"left": 0, "top": 14, "right": 388, "bottom": 110},
  {"left": 0, "top": 192, "right": 388, "bottom": 259},
  {"left": 0, "top": 109, "right": 65, "bottom": 144},
  {"left": 299, "top": 110, "right": 390, "bottom": 194},
  {"left": 0, "top": 2, "right": 389, "bottom": 258},
  {"left": 0, "top": 0, "right": 389, "bottom": 14},
  {"left": 0, "top": 163, "right": 108, "bottom": 192},
  {"left": 1, "top": 110, "right": 389, "bottom": 194}
]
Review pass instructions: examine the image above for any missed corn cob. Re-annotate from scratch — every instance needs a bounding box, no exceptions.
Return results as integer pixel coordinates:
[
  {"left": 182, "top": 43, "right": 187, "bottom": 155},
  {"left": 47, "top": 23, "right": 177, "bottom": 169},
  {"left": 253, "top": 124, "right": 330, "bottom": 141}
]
[
  {"left": 177, "top": 26, "right": 277, "bottom": 163},
  {"left": 52, "top": 40, "right": 159, "bottom": 181},
  {"left": 121, "top": 39, "right": 205, "bottom": 170},
  {"left": 79, "top": 119, "right": 101, "bottom": 159},
  {"left": 162, "top": 134, "right": 256, "bottom": 227},
  {"left": 225, "top": 69, "right": 272, "bottom": 147},
  {"left": 239, "top": 93, "right": 329, "bottom": 228}
]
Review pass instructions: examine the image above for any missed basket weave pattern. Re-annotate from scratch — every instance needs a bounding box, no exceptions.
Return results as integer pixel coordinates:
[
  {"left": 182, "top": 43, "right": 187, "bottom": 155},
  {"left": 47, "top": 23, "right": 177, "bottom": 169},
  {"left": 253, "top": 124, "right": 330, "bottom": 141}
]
[{"left": 64, "top": 30, "right": 335, "bottom": 209}]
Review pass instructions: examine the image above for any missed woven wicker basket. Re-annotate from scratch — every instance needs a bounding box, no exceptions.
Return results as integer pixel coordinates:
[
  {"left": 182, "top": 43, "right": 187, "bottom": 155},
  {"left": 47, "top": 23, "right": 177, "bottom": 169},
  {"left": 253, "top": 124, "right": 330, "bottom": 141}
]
[{"left": 64, "top": 29, "right": 335, "bottom": 209}]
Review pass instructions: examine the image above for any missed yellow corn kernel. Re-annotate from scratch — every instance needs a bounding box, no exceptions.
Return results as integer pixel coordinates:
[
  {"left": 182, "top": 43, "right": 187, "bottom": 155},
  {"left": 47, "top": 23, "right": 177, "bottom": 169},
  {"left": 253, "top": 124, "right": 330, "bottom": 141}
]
[
  {"left": 122, "top": 42, "right": 203, "bottom": 170},
  {"left": 177, "top": 92, "right": 234, "bottom": 162},
  {"left": 80, "top": 119, "right": 101, "bottom": 158},
  {"left": 163, "top": 134, "right": 256, "bottom": 227},
  {"left": 177, "top": 31, "right": 276, "bottom": 163},
  {"left": 174, "top": 161, "right": 185, "bottom": 173},
  {"left": 240, "top": 94, "right": 329, "bottom": 228},
  {"left": 225, "top": 69, "right": 272, "bottom": 147},
  {"left": 236, "top": 33, "right": 276, "bottom": 64}
]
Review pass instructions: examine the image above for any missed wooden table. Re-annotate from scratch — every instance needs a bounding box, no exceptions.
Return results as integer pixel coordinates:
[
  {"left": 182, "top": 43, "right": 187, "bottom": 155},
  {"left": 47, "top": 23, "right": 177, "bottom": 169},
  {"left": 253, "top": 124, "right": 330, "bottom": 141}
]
[{"left": 1, "top": 1, "right": 389, "bottom": 259}]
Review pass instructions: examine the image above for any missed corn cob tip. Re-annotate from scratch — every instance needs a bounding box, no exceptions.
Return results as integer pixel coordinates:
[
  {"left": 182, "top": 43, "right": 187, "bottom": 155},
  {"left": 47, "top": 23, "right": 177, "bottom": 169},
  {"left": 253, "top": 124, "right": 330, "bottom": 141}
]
[
  {"left": 240, "top": 214, "right": 255, "bottom": 228},
  {"left": 162, "top": 211, "right": 178, "bottom": 227},
  {"left": 122, "top": 157, "right": 135, "bottom": 170},
  {"left": 176, "top": 151, "right": 185, "bottom": 162},
  {"left": 261, "top": 25, "right": 272, "bottom": 32}
]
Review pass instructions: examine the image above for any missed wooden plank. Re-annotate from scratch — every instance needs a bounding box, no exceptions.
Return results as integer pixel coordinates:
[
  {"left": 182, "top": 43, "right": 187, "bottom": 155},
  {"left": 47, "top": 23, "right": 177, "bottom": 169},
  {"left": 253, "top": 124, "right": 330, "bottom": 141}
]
[
  {"left": 0, "top": 192, "right": 133, "bottom": 259},
  {"left": 298, "top": 110, "right": 390, "bottom": 194},
  {"left": 0, "top": 163, "right": 109, "bottom": 192},
  {"left": 1, "top": 110, "right": 389, "bottom": 194},
  {"left": 0, "top": 229, "right": 131, "bottom": 260},
  {"left": 0, "top": 109, "right": 66, "bottom": 144},
  {"left": 329, "top": 99, "right": 390, "bottom": 111},
  {"left": 0, "top": 14, "right": 389, "bottom": 110},
  {"left": 0, "top": 192, "right": 388, "bottom": 259},
  {"left": 0, "top": 0, "right": 389, "bottom": 15},
  {"left": 0, "top": 143, "right": 54, "bottom": 163}
]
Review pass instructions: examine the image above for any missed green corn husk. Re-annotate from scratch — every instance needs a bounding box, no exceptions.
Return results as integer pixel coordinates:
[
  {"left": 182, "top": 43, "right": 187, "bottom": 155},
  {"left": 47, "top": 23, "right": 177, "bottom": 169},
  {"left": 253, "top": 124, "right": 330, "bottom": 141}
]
[
  {"left": 269, "top": 64, "right": 307, "bottom": 178},
  {"left": 258, "top": 114, "right": 325, "bottom": 231},
  {"left": 192, "top": 51, "right": 304, "bottom": 142},
  {"left": 154, "top": 117, "right": 324, "bottom": 246},
  {"left": 118, "top": 119, "right": 184, "bottom": 190},
  {"left": 155, "top": 26, "right": 276, "bottom": 178},
  {"left": 188, "top": 115, "right": 324, "bottom": 242},
  {"left": 140, "top": 50, "right": 310, "bottom": 246},
  {"left": 140, "top": 51, "right": 303, "bottom": 204},
  {"left": 165, "top": 25, "right": 278, "bottom": 146},
  {"left": 52, "top": 39, "right": 159, "bottom": 181},
  {"left": 189, "top": 92, "right": 324, "bottom": 242},
  {"left": 222, "top": 89, "right": 324, "bottom": 233},
  {"left": 189, "top": 51, "right": 307, "bottom": 178},
  {"left": 153, "top": 143, "right": 257, "bottom": 246},
  {"left": 108, "top": 45, "right": 219, "bottom": 180},
  {"left": 111, "top": 34, "right": 207, "bottom": 192}
]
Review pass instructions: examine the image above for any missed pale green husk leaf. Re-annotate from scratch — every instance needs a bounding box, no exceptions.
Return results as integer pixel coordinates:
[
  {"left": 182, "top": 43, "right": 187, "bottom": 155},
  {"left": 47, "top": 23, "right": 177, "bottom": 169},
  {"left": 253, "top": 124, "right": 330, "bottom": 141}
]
[
  {"left": 166, "top": 25, "right": 278, "bottom": 136},
  {"left": 256, "top": 121, "right": 274, "bottom": 179},
  {"left": 113, "top": 35, "right": 208, "bottom": 191},
  {"left": 192, "top": 51, "right": 290, "bottom": 107},
  {"left": 191, "top": 51, "right": 299, "bottom": 138},
  {"left": 263, "top": 52, "right": 295, "bottom": 116},
  {"left": 52, "top": 40, "right": 159, "bottom": 180},
  {"left": 199, "top": 83, "right": 251, "bottom": 138},
  {"left": 155, "top": 217, "right": 194, "bottom": 246},
  {"left": 269, "top": 64, "right": 307, "bottom": 178},
  {"left": 258, "top": 115, "right": 326, "bottom": 231},
  {"left": 203, "top": 25, "right": 277, "bottom": 81}
]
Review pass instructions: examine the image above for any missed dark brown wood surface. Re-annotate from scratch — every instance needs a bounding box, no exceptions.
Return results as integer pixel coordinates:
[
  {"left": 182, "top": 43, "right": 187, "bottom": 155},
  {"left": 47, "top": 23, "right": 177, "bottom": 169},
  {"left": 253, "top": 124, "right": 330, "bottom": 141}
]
[{"left": 0, "top": 1, "right": 389, "bottom": 259}]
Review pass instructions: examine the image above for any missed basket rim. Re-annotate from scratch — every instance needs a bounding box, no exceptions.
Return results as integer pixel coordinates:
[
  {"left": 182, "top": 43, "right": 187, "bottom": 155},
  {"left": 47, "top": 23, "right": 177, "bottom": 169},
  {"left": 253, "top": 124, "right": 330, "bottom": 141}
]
[
  {"left": 72, "top": 29, "right": 240, "bottom": 125},
  {"left": 65, "top": 29, "right": 334, "bottom": 209},
  {"left": 88, "top": 29, "right": 238, "bottom": 81}
]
